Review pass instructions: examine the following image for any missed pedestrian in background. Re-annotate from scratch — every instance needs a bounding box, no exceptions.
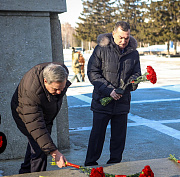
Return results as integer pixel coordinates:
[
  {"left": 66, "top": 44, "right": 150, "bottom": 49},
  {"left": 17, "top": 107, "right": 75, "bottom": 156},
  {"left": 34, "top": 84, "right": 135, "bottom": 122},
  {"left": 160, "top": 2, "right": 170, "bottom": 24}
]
[
  {"left": 85, "top": 21, "right": 141, "bottom": 166},
  {"left": 71, "top": 50, "right": 83, "bottom": 83},
  {"left": 11, "top": 62, "right": 71, "bottom": 173},
  {"left": 78, "top": 52, "right": 85, "bottom": 82}
]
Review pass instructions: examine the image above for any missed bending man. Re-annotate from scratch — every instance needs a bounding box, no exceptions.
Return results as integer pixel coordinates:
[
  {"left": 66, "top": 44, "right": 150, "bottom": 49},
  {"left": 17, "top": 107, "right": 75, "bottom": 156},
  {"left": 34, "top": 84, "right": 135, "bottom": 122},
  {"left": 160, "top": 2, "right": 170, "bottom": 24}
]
[{"left": 11, "top": 62, "right": 71, "bottom": 173}]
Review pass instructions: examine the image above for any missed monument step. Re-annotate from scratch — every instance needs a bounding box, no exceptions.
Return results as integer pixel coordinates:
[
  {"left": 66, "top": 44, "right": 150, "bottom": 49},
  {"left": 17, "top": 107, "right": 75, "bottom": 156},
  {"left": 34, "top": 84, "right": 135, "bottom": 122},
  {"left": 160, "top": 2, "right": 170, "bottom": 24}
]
[{"left": 3, "top": 158, "right": 180, "bottom": 177}]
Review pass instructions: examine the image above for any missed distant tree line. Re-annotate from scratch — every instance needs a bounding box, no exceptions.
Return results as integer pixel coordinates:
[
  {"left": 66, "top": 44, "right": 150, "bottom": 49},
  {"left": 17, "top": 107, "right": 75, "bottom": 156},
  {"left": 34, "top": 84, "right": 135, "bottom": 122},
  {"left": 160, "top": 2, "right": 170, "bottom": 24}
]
[
  {"left": 61, "top": 23, "right": 80, "bottom": 49},
  {"left": 74, "top": 0, "right": 180, "bottom": 53}
]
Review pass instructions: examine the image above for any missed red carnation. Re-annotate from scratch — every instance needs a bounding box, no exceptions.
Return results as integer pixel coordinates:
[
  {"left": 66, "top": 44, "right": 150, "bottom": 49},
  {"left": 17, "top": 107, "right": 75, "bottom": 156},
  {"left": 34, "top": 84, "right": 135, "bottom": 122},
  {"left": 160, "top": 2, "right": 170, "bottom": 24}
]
[
  {"left": 146, "top": 66, "right": 157, "bottom": 84},
  {"left": 90, "top": 167, "right": 105, "bottom": 177},
  {"left": 130, "top": 66, "right": 157, "bottom": 85},
  {"left": 139, "top": 165, "right": 154, "bottom": 177}
]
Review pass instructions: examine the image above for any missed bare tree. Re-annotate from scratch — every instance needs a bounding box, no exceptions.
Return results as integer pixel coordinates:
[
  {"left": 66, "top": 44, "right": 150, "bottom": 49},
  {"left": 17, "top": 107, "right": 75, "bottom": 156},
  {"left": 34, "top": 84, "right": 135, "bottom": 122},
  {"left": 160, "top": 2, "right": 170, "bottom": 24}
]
[{"left": 61, "top": 23, "right": 80, "bottom": 49}]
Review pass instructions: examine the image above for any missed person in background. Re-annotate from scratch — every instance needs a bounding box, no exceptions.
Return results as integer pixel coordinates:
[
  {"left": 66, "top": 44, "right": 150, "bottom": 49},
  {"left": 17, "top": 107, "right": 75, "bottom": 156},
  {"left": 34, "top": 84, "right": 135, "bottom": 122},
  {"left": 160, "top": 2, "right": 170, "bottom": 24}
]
[
  {"left": 85, "top": 21, "right": 141, "bottom": 166},
  {"left": 78, "top": 52, "right": 85, "bottom": 82},
  {"left": 71, "top": 50, "right": 83, "bottom": 83},
  {"left": 11, "top": 62, "right": 71, "bottom": 173}
]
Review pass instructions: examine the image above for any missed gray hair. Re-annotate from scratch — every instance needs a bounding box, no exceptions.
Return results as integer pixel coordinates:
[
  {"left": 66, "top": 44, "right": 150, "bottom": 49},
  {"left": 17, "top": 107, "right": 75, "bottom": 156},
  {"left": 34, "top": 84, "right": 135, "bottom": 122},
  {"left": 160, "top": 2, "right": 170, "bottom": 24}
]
[
  {"left": 113, "top": 21, "right": 130, "bottom": 32},
  {"left": 43, "top": 63, "right": 68, "bottom": 84}
]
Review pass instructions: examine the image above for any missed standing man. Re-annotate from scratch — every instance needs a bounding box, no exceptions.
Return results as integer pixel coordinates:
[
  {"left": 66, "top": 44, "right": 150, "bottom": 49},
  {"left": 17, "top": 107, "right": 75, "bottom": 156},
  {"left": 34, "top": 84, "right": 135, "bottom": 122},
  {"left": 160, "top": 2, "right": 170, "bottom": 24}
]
[
  {"left": 85, "top": 21, "right": 141, "bottom": 166},
  {"left": 11, "top": 62, "right": 71, "bottom": 173}
]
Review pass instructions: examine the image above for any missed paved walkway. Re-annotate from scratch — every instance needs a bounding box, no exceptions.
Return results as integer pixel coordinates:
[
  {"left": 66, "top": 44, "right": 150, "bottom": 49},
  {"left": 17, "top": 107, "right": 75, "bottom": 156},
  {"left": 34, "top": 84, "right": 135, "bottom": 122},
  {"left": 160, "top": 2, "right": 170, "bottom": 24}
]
[{"left": 1, "top": 54, "right": 180, "bottom": 177}]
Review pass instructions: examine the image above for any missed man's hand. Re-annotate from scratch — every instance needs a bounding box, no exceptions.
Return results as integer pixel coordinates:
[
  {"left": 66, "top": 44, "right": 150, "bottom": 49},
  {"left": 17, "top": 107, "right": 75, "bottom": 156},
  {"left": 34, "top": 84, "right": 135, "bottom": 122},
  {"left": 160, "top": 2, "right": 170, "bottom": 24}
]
[
  {"left": 110, "top": 89, "right": 122, "bottom": 100},
  {"left": 50, "top": 150, "right": 67, "bottom": 168}
]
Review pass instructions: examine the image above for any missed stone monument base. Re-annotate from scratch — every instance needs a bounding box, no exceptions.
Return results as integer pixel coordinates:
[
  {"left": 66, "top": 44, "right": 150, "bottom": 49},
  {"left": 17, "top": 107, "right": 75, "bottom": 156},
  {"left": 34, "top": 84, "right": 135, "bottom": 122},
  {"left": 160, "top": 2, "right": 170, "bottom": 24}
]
[{"left": 3, "top": 158, "right": 180, "bottom": 177}]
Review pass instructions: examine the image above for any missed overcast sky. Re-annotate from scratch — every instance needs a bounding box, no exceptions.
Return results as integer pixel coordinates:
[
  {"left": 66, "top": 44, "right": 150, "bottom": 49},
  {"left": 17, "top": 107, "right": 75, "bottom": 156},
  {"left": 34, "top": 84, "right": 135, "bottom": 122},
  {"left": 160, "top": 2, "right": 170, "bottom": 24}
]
[{"left": 59, "top": 0, "right": 83, "bottom": 27}]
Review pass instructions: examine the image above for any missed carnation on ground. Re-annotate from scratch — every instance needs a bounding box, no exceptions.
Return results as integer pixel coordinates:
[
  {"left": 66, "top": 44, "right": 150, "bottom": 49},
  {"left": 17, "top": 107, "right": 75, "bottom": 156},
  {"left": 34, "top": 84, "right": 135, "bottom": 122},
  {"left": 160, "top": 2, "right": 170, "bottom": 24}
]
[{"left": 50, "top": 159, "right": 154, "bottom": 177}]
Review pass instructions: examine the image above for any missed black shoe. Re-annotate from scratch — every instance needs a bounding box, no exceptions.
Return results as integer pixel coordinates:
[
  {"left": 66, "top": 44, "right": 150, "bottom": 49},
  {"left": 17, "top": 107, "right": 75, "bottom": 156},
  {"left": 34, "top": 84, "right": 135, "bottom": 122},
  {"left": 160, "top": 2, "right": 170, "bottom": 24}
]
[
  {"left": 84, "top": 161, "right": 98, "bottom": 166},
  {"left": 107, "top": 159, "right": 121, "bottom": 164}
]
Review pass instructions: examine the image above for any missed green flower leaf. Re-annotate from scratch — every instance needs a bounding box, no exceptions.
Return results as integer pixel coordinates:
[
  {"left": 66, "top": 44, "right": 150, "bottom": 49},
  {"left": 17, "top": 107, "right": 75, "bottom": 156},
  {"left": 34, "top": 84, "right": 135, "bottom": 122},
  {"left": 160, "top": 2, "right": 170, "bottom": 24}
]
[{"left": 100, "top": 97, "right": 113, "bottom": 106}]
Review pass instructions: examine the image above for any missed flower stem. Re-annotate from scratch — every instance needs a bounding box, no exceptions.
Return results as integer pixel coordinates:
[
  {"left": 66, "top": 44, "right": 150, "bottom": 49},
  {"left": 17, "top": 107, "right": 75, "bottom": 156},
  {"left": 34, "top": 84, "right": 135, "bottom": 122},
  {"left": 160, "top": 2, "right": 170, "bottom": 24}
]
[
  {"left": 132, "top": 72, "right": 148, "bottom": 84},
  {"left": 66, "top": 162, "right": 80, "bottom": 169},
  {"left": 168, "top": 154, "right": 180, "bottom": 163}
]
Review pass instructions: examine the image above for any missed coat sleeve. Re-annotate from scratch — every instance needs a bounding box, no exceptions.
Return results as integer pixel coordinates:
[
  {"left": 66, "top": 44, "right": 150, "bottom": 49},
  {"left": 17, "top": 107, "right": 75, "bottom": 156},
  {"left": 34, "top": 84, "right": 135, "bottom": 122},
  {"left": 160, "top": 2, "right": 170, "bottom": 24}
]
[{"left": 87, "top": 46, "right": 114, "bottom": 96}]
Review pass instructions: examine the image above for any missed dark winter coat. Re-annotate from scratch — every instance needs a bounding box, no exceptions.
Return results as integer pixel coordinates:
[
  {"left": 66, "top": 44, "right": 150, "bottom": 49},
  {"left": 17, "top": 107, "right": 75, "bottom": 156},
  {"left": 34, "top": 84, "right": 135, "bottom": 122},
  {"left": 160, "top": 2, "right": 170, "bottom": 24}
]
[
  {"left": 11, "top": 62, "right": 71, "bottom": 154},
  {"left": 87, "top": 33, "right": 141, "bottom": 115}
]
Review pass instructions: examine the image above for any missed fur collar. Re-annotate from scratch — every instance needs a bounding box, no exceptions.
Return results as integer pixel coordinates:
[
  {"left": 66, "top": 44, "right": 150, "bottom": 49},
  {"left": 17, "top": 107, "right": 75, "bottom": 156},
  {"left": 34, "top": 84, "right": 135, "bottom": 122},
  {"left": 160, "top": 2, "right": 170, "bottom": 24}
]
[{"left": 97, "top": 33, "right": 138, "bottom": 50}]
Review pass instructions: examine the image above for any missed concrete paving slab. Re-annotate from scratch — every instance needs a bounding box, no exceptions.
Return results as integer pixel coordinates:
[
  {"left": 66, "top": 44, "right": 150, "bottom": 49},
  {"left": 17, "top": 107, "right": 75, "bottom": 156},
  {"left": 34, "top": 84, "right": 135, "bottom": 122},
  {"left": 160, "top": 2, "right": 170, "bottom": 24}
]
[
  {"left": 3, "top": 168, "right": 87, "bottom": 177},
  {"left": 104, "top": 158, "right": 180, "bottom": 177},
  {"left": 3, "top": 158, "right": 180, "bottom": 177}
]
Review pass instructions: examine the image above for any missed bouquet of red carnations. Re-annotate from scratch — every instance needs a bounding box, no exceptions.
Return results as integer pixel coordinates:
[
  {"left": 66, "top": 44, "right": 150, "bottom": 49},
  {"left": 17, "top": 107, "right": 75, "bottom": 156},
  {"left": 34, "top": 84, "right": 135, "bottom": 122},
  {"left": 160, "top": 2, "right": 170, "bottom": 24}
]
[
  {"left": 50, "top": 160, "right": 154, "bottom": 177},
  {"left": 100, "top": 66, "right": 157, "bottom": 106}
]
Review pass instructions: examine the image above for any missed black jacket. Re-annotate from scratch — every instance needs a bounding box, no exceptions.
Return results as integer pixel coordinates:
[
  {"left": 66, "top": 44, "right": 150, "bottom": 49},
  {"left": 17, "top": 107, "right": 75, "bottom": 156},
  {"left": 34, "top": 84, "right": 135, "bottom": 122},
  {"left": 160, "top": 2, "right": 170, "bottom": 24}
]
[
  {"left": 11, "top": 62, "right": 71, "bottom": 154},
  {"left": 87, "top": 33, "right": 141, "bottom": 114}
]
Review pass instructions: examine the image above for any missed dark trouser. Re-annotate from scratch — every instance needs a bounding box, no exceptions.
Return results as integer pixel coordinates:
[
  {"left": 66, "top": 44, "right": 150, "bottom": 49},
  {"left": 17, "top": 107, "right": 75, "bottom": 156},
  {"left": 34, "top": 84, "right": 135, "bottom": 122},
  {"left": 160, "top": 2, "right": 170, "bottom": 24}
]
[
  {"left": 85, "top": 112, "right": 127, "bottom": 166},
  {"left": 19, "top": 136, "right": 47, "bottom": 174}
]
